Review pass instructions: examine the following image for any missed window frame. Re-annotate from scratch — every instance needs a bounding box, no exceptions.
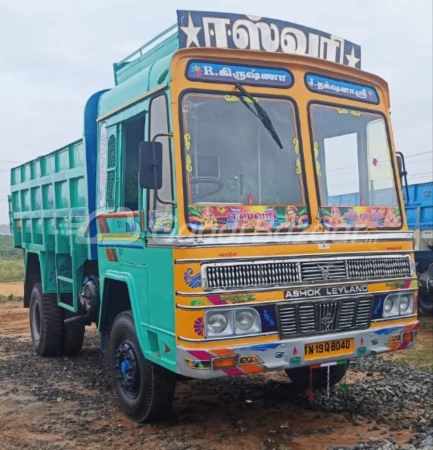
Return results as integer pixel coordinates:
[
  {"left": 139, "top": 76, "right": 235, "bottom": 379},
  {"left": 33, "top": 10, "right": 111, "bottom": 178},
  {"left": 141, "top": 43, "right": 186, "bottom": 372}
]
[
  {"left": 307, "top": 100, "right": 403, "bottom": 230},
  {"left": 105, "top": 129, "right": 118, "bottom": 211},
  {"left": 178, "top": 88, "right": 311, "bottom": 234},
  {"left": 120, "top": 113, "right": 146, "bottom": 211},
  {"left": 147, "top": 92, "right": 175, "bottom": 233}
]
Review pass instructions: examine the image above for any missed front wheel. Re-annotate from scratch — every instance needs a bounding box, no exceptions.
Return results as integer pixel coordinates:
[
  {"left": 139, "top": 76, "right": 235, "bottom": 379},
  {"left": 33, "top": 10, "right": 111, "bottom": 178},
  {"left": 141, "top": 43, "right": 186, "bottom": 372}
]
[
  {"left": 285, "top": 362, "right": 349, "bottom": 390},
  {"left": 108, "top": 311, "right": 176, "bottom": 422}
]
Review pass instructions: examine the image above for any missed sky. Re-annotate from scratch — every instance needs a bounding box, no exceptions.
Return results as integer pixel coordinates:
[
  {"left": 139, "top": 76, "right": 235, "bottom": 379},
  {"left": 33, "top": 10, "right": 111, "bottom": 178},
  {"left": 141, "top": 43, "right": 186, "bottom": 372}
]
[{"left": 0, "top": 0, "right": 432, "bottom": 224}]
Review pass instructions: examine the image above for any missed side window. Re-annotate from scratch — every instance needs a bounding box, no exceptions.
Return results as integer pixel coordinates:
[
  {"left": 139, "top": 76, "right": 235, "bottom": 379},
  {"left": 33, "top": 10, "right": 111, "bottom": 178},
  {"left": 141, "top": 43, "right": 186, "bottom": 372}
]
[
  {"left": 122, "top": 115, "right": 145, "bottom": 210},
  {"left": 148, "top": 95, "right": 173, "bottom": 232}
]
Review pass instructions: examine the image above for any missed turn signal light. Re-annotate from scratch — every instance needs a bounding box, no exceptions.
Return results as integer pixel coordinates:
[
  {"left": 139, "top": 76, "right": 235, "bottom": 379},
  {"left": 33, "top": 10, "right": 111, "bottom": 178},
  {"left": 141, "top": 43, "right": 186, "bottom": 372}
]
[
  {"left": 211, "top": 356, "right": 238, "bottom": 370},
  {"left": 402, "top": 331, "right": 414, "bottom": 344}
]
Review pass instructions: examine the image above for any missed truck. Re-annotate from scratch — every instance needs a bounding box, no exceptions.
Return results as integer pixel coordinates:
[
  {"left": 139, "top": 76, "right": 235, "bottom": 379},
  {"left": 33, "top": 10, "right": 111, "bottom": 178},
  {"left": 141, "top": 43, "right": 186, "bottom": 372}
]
[
  {"left": 405, "top": 182, "right": 433, "bottom": 315},
  {"left": 9, "top": 10, "right": 419, "bottom": 422}
]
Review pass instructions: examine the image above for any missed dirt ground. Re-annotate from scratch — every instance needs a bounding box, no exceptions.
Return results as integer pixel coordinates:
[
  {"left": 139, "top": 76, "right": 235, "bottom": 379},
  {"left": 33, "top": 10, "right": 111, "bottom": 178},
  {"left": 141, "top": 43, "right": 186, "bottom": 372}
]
[
  {"left": 0, "top": 282, "right": 24, "bottom": 297},
  {"left": 0, "top": 290, "right": 430, "bottom": 449}
]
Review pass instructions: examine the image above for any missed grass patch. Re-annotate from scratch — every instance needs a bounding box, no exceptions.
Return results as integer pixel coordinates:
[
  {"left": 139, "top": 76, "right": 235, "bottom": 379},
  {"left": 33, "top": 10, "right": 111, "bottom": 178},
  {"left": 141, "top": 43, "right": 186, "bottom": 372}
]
[
  {"left": 0, "top": 259, "right": 24, "bottom": 282},
  {"left": 0, "top": 295, "right": 23, "bottom": 303}
]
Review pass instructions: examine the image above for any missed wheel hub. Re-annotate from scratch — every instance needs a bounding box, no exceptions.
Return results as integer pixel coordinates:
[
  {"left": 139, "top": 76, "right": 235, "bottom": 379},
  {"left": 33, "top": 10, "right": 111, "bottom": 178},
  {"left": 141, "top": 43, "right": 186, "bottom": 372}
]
[{"left": 115, "top": 340, "right": 139, "bottom": 394}]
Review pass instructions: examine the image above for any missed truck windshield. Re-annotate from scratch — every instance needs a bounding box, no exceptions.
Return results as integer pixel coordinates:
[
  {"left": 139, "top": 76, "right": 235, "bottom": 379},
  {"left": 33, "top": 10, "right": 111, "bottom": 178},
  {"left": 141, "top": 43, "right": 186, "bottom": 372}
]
[
  {"left": 181, "top": 92, "right": 309, "bottom": 232},
  {"left": 310, "top": 104, "right": 402, "bottom": 229}
]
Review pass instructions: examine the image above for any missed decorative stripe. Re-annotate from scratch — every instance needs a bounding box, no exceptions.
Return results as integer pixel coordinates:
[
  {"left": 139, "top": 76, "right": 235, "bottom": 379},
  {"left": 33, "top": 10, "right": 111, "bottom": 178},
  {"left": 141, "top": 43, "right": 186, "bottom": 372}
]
[
  {"left": 187, "top": 350, "right": 213, "bottom": 361},
  {"left": 98, "top": 242, "right": 142, "bottom": 249},
  {"left": 106, "top": 249, "right": 114, "bottom": 262},
  {"left": 98, "top": 217, "right": 110, "bottom": 233},
  {"left": 100, "top": 211, "right": 140, "bottom": 219}
]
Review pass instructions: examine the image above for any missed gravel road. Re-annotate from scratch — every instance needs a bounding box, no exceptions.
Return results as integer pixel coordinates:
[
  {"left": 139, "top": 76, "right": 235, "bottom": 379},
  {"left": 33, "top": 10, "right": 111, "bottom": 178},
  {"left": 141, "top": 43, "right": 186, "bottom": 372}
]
[{"left": 0, "top": 302, "right": 432, "bottom": 450}]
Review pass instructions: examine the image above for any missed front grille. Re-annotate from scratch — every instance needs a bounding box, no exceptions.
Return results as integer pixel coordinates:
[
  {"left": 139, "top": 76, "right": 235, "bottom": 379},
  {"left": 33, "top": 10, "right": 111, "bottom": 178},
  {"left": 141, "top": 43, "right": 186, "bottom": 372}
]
[
  {"left": 347, "top": 257, "right": 411, "bottom": 279},
  {"left": 205, "top": 261, "right": 301, "bottom": 290},
  {"left": 277, "top": 297, "right": 373, "bottom": 338},
  {"left": 202, "top": 255, "right": 411, "bottom": 291},
  {"left": 300, "top": 260, "right": 347, "bottom": 281}
]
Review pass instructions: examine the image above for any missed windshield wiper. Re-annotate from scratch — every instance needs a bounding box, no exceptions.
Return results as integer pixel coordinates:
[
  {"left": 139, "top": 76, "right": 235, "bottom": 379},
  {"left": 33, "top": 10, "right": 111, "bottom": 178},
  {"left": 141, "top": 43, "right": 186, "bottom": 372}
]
[{"left": 235, "top": 83, "right": 283, "bottom": 149}]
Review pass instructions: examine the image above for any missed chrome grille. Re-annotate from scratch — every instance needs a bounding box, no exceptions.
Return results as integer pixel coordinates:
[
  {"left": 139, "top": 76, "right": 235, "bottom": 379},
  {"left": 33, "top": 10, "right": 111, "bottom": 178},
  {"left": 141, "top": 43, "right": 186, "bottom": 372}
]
[
  {"left": 202, "top": 255, "right": 411, "bottom": 291},
  {"left": 347, "top": 257, "right": 411, "bottom": 279},
  {"left": 301, "top": 260, "right": 347, "bottom": 281},
  {"left": 205, "top": 261, "right": 301, "bottom": 290},
  {"left": 277, "top": 298, "right": 373, "bottom": 338}
]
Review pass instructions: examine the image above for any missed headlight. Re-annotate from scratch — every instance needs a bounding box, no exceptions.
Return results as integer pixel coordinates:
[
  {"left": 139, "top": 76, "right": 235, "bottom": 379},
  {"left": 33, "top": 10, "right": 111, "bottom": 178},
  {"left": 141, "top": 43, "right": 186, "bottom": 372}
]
[
  {"left": 399, "top": 294, "right": 414, "bottom": 315},
  {"left": 235, "top": 308, "right": 261, "bottom": 335},
  {"left": 383, "top": 293, "right": 414, "bottom": 318},
  {"left": 205, "top": 308, "right": 262, "bottom": 338},
  {"left": 399, "top": 295, "right": 410, "bottom": 312},
  {"left": 206, "top": 312, "right": 231, "bottom": 336},
  {"left": 384, "top": 297, "right": 394, "bottom": 313}
]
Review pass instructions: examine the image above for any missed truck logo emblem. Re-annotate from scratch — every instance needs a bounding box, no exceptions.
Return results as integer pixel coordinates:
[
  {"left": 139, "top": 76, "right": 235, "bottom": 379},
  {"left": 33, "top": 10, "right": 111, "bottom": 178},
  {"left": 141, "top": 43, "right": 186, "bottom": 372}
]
[
  {"left": 320, "top": 312, "right": 334, "bottom": 331},
  {"left": 317, "top": 265, "right": 330, "bottom": 280}
]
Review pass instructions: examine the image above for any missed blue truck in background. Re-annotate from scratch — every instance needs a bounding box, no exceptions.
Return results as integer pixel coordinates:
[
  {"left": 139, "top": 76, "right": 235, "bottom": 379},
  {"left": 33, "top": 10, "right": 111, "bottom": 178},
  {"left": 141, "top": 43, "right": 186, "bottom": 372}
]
[{"left": 405, "top": 182, "right": 433, "bottom": 315}]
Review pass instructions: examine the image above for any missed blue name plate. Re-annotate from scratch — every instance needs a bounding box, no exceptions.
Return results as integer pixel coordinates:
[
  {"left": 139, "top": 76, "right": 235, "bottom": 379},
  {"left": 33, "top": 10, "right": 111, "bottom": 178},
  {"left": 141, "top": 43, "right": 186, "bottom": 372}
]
[
  {"left": 306, "top": 74, "right": 379, "bottom": 104},
  {"left": 187, "top": 61, "right": 293, "bottom": 88}
]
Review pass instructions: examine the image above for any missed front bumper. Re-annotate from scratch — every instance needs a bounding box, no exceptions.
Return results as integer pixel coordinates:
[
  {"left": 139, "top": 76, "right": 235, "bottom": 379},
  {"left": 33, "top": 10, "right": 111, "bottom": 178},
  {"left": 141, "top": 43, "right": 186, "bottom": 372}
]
[{"left": 176, "top": 320, "right": 419, "bottom": 379}]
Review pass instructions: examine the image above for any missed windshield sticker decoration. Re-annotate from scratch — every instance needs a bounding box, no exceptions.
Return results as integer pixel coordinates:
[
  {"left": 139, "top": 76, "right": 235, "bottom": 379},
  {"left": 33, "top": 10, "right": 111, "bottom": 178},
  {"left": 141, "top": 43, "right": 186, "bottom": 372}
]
[
  {"left": 313, "top": 142, "right": 322, "bottom": 177},
  {"left": 187, "top": 61, "right": 293, "bottom": 88},
  {"left": 321, "top": 206, "right": 402, "bottom": 229},
  {"left": 188, "top": 205, "right": 309, "bottom": 231},
  {"left": 225, "top": 95, "right": 259, "bottom": 103},
  {"left": 293, "top": 139, "right": 301, "bottom": 175},
  {"left": 177, "top": 10, "right": 362, "bottom": 68},
  {"left": 306, "top": 74, "right": 379, "bottom": 104},
  {"left": 148, "top": 209, "right": 173, "bottom": 232}
]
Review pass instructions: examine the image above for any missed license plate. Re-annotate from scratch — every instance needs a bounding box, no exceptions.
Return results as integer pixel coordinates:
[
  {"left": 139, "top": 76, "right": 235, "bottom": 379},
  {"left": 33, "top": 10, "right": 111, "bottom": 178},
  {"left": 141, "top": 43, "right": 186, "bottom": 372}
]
[{"left": 304, "top": 338, "right": 354, "bottom": 361}]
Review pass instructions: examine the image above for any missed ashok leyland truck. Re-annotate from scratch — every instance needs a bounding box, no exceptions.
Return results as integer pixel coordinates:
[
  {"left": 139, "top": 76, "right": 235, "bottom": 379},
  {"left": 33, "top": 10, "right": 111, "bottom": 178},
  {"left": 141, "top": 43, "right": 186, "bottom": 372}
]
[{"left": 9, "top": 10, "right": 419, "bottom": 422}]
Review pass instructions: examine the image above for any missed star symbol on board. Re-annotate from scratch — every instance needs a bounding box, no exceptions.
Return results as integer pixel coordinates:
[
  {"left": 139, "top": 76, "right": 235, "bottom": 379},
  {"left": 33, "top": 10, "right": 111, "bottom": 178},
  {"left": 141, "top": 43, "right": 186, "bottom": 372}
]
[
  {"left": 180, "top": 13, "right": 201, "bottom": 48},
  {"left": 345, "top": 46, "right": 360, "bottom": 68}
]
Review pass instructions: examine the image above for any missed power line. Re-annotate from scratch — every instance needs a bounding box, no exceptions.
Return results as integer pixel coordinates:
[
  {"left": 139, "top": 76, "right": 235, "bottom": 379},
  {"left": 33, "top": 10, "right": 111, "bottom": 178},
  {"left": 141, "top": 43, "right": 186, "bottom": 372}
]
[{"left": 405, "top": 151, "right": 433, "bottom": 158}]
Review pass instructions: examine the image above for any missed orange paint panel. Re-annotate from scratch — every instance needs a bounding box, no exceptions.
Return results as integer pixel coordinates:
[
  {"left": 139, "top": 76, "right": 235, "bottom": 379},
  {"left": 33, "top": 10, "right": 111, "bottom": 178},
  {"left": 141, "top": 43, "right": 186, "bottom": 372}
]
[
  {"left": 241, "top": 364, "right": 264, "bottom": 374},
  {"left": 212, "top": 348, "right": 236, "bottom": 357}
]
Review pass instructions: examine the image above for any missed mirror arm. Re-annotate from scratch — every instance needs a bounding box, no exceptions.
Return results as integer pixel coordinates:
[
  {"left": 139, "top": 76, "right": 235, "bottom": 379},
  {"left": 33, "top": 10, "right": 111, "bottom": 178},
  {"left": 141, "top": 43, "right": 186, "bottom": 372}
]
[
  {"left": 151, "top": 132, "right": 176, "bottom": 207},
  {"left": 396, "top": 151, "right": 410, "bottom": 205}
]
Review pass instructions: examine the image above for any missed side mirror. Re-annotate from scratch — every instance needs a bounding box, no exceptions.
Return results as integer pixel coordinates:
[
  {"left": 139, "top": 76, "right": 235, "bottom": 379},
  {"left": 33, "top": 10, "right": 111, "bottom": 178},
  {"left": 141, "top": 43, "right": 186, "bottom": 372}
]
[{"left": 139, "top": 141, "right": 163, "bottom": 189}]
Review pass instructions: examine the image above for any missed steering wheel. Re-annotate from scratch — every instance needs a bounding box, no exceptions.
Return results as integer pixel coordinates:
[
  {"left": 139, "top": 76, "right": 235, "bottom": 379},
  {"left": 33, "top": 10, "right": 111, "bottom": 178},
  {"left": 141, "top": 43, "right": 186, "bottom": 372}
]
[{"left": 191, "top": 177, "right": 224, "bottom": 201}]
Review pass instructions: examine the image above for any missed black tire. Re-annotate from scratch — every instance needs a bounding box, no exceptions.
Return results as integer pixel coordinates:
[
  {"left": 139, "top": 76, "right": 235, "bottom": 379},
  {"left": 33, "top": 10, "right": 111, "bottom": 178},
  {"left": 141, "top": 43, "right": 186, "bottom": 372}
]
[
  {"left": 29, "top": 283, "right": 62, "bottom": 356},
  {"left": 108, "top": 311, "right": 176, "bottom": 422},
  {"left": 419, "top": 293, "right": 433, "bottom": 316},
  {"left": 61, "top": 318, "right": 85, "bottom": 356},
  {"left": 285, "top": 363, "right": 349, "bottom": 390}
]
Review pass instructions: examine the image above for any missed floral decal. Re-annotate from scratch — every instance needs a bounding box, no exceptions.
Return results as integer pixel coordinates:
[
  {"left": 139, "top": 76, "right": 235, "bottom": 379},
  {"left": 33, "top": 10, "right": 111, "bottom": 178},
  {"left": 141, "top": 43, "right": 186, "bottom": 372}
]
[
  {"left": 184, "top": 268, "right": 202, "bottom": 289},
  {"left": 193, "top": 317, "right": 204, "bottom": 336}
]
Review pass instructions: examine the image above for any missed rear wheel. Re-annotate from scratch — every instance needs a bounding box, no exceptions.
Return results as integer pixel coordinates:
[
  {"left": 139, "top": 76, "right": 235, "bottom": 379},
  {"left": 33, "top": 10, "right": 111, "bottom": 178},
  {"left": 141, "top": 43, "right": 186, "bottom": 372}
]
[
  {"left": 61, "top": 317, "right": 85, "bottom": 355},
  {"left": 285, "top": 363, "right": 349, "bottom": 390},
  {"left": 419, "top": 293, "right": 433, "bottom": 316},
  {"left": 109, "top": 311, "right": 176, "bottom": 422},
  {"left": 29, "top": 283, "right": 62, "bottom": 356}
]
